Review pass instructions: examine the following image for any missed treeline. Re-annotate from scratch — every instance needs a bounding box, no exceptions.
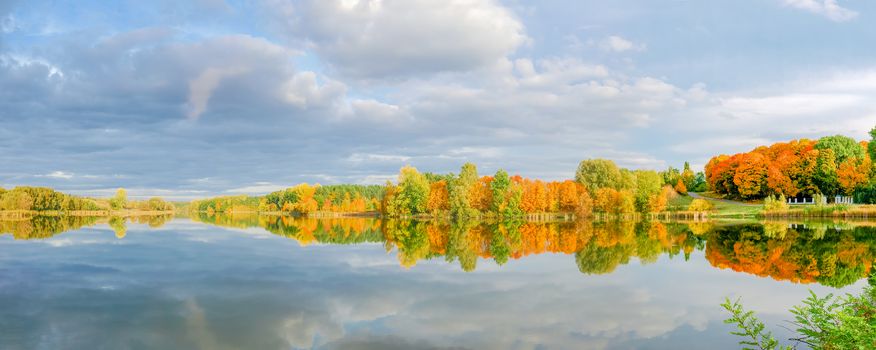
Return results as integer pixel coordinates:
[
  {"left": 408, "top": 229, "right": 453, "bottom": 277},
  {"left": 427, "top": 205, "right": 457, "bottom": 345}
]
[
  {"left": 189, "top": 184, "right": 385, "bottom": 215},
  {"left": 260, "top": 184, "right": 383, "bottom": 213},
  {"left": 0, "top": 186, "right": 101, "bottom": 211},
  {"left": 705, "top": 133, "right": 875, "bottom": 200},
  {"left": 380, "top": 161, "right": 704, "bottom": 219},
  {"left": 0, "top": 187, "right": 174, "bottom": 212},
  {"left": 188, "top": 160, "right": 705, "bottom": 218},
  {"left": 190, "top": 195, "right": 261, "bottom": 214}
]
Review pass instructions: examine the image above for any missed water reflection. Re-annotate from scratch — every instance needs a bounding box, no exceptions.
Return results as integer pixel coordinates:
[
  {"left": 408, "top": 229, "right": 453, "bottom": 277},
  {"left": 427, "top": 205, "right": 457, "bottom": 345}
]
[
  {"left": 1, "top": 214, "right": 872, "bottom": 349},
  {"left": 190, "top": 213, "right": 875, "bottom": 287},
  {"left": 2, "top": 214, "right": 874, "bottom": 288},
  {"left": 705, "top": 222, "right": 876, "bottom": 287},
  {"left": 0, "top": 214, "right": 172, "bottom": 240}
]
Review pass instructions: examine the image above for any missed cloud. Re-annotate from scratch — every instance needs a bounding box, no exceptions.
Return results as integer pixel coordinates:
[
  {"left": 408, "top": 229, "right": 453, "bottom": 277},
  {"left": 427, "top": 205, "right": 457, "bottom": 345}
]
[
  {"left": 2, "top": 0, "right": 875, "bottom": 194},
  {"left": 598, "top": 35, "right": 645, "bottom": 53},
  {"left": 346, "top": 153, "right": 411, "bottom": 163},
  {"left": 662, "top": 68, "right": 876, "bottom": 165},
  {"left": 40, "top": 171, "right": 74, "bottom": 179},
  {"left": 780, "top": 0, "right": 858, "bottom": 22},
  {"left": 225, "top": 182, "right": 288, "bottom": 195},
  {"left": 187, "top": 66, "right": 250, "bottom": 119},
  {"left": 277, "top": 0, "right": 527, "bottom": 79}
]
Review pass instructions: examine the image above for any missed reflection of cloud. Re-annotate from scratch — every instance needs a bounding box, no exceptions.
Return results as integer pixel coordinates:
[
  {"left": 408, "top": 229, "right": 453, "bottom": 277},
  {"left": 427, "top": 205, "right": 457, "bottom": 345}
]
[
  {"left": 323, "top": 334, "right": 469, "bottom": 350},
  {"left": 1, "top": 222, "right": 866, "bottom": 350},
  {"left": 185, "top": 299, "right": 230, "bottom": 350}
]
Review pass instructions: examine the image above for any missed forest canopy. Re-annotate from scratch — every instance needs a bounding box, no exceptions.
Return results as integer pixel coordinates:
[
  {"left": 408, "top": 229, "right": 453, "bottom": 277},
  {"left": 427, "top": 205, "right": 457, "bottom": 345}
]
[
  {"left": 705, "top": 133, "right": 875, "bottom": 201},
  {"left": 0, "top": 186, "right": 174, "bottom": 212}
]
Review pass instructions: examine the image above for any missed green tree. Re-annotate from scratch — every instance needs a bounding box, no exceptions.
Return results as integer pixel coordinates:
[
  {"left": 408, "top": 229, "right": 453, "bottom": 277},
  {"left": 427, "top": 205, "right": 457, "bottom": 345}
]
[
  {"left": 813, "top": 149, "right": 839, "bottom": 196},
  {"left": 450, "top": 163, "right": 479, "bottom": 218},
  {"left": 490, "top": 169, "right": 511, "bottom": 214},
  {"left": 394, "top": 166, "right": 429, "bottom": 215},
  {"left": 575, "top": 159, "right": 623, "bottom": 193},
  {"left": 503, "top": 183, "right": 523, "bottom": 217},
  {"left": 110, "top": 188, "right": 128, "bottom": 210},
  {"left": 815, "top": 135, "right": 865, "bottom": 165},
  {"left": 869, "top": 126, "right": 876, "bottom": 163},
  {"left": 681, "top": 162, "right": 697, "bottom": 190},
  {"left": 661, "top": 166, "right": 681, "bottom": 186},
  {"left": 633, "top": 170, "right": 662, "bottom": 212}
]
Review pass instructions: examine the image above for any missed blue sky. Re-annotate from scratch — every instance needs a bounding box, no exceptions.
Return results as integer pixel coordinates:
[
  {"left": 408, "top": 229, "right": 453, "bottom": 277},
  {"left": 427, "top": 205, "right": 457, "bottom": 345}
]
[{"left": 1, "top": 0, "right": 874, "bottom": 199}]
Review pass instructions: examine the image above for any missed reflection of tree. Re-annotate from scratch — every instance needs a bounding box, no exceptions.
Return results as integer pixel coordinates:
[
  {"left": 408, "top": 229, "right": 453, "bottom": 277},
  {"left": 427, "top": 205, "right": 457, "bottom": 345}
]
[
  {"left": 386, "top": 220, "right": 430, "bottom": 268},
  {"left": 444, "top": 220, "right": 480, "bottom": 272},
  {"left": 109, "top": 216, "right": 127, "bottom": 239},
  {"left": 705, "top": 223, "right": 876, "bottom": 287},
  {"left": 0, "top": 216, "right": 100, "bottom": 239},
  {"left": 576, "top": 240, "right": 635, "bottom": 274},
  {"left": 184, "top": 213, "right": 876, "bottom": 286},
  {"left": 0, "top": 214, "right": 171, "bottom": 240}
]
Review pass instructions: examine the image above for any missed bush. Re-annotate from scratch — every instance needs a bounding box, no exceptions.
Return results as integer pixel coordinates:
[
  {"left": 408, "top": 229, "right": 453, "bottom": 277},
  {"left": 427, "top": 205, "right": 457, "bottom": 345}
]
[
  {"left": 688, "top": 199, "right": 714, "bottom": 212},
  {"left": 854, "top": 184, "right": 876, "bottom": 204},
  {"left": 722, "top": 286, "right": 876, "bottom": 349},
  {"left": 763, "top": 194, "right": 789, "bottom": 212}
]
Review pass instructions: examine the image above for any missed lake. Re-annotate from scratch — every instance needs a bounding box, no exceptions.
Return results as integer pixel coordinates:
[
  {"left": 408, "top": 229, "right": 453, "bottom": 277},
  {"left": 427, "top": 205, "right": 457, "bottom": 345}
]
[{"left": 0, "top": 215, "right": 871, "bottom": 349}]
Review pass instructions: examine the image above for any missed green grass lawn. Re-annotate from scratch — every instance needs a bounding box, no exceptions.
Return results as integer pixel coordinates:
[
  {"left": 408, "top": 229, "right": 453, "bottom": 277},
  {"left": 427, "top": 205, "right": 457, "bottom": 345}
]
[
  {"left": 666, "top": 194, "right": 694, "bottom": 212},
  {"left": 708, "top": 200, "right": 762, "bottom": 218},
  {"left": 666, "top": 192, "right": 763, "bottom": 218}
]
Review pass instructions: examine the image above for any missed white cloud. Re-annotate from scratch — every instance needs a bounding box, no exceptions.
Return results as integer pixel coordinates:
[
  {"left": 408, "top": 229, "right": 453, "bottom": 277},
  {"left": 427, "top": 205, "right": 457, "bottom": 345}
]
[
  {"left": 355, "top": 174, "right": 396, "bottom": 185},
  {"left": 780, "top": 0, "right": 858, "bottom": 22},
  {"left": 225, "top": 182, "right": 287, "bottom": 194},
  {"left": 346, "top": 153, "right": 411, "bottom": 163},
  {"left": 598, "top": 35, "right": 645, "bottom": 53},
  {"left": 42, "top": 170, "right": 74, "bottom": 179},
  {"left": 347, "top": 99, "right": 410, "bottom": 123},
  {"left": 64, "top": 188, "right": 209, "bottom": 200},
  {"left": 444, "top": 146, "right": 503, "bottom": 159},
  {"left": 285, "top": 0, "right": 527, "bottom": 79},
  {"left": 663, "top": 68, "right": 876, "bottom": 166},
  {"left": 281, "top": 71, "right": 347, "bottom": 109},
  {"left": 187, "top": 66, "right": 249, "bottom": 119}
]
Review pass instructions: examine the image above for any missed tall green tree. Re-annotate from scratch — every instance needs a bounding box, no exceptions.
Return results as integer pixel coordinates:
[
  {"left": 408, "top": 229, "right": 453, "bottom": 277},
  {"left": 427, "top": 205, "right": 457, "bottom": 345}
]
[
  {"left": 450, "top": 163, "right": 479, "bottom": 218},
  {"left": 632, "top": 170, "right": 662, "bottom": 212},
  {"left": 110, "top": 188, "right": 128, "bottom": 210},
  {"left": 815, "top": 135, "right": 865, "bottom": 164},
  {"left": 394, "top": 166, "right": 429, "bottom": 215},
  {"left": 575, "top": 159, "right": 623, "bottom": 193},
  {"left": 490, "top": 169, "right": 510, "bottom": 213},
  {"left": 681, "top": 162, "right": 696, "bottom": 189},
  {"left": 814, "top": 149, "right": 839, "bottom": 196},
  {"left": 869, "top": 126, "right": 876, "bottom": 162}
]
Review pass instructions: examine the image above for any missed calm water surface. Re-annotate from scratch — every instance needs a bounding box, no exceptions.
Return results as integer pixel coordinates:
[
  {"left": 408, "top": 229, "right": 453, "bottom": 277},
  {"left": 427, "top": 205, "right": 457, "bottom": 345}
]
[{"left": 0, "top": 215, "right": 871, "bottom": 349}]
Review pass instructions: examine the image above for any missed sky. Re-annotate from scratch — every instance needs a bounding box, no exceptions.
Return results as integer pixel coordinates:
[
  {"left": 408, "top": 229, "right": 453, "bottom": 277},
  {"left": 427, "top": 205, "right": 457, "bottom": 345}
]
[{"left": 1, "top": 0, "right": 875, "bottom": 199}]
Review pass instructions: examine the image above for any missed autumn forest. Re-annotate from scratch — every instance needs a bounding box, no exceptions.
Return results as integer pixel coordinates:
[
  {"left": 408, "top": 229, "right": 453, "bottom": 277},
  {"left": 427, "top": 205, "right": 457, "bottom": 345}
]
[{"left": 5, "top": 129, "right": 876, "bottom": 221}]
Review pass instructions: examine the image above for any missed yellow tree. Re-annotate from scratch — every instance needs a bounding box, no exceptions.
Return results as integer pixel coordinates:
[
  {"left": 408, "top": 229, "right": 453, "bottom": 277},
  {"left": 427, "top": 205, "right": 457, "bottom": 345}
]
[
  {"left": 837, "top": 157, "right": 871, "bottom": 195},
  {"left": 427, "top": 180, "right": 450, "bottom": 213}
]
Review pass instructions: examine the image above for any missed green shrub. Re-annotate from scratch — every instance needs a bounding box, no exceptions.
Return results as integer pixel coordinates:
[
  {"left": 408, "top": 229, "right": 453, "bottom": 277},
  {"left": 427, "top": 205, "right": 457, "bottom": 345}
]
[
  {"left": 688, "top": 199, "right": 714, "bottom": 212},
  {"left": 763, "top": 194, "right": 789, "bottom": 212},
  {"left": 722, "top": 286, "right": 876, "bottom": 349}
]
